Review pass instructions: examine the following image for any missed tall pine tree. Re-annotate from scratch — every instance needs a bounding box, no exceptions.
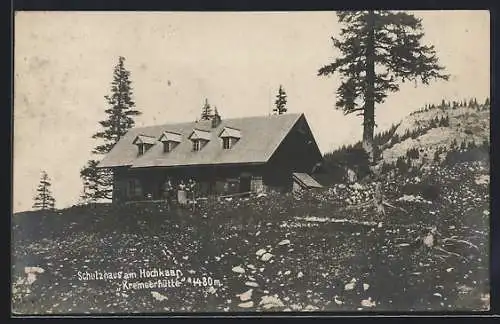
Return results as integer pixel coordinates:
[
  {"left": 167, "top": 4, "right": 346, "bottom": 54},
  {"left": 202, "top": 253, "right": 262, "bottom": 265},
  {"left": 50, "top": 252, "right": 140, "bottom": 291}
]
[
  {"left": 273, "top": 85, "right": 288, "bottom": 115},
  {"left": 33, "top": 171, "right": 56, "bottom": 210},
  {"left": 318, "top": 11, "right": 449, "bottom": 214},
  {"left": 200, "top": 98, "right": 213, "bottom": 120},
  {"left": 80, "top": 56, "right": 141, "bottom": 202}
]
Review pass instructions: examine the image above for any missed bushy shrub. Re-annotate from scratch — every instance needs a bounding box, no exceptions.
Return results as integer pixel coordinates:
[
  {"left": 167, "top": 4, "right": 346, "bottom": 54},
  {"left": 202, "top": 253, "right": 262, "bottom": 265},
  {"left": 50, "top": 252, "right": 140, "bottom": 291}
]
[
  {"left": 444, "top": 146, "right": 489, "bottom": 166},
  {"left": 402, "top": 182, "right": 441, "bottom": 201}
]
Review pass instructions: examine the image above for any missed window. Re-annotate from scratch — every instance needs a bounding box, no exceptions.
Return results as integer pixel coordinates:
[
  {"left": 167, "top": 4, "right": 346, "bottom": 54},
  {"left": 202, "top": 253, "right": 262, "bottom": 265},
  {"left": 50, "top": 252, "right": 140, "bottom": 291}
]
[
  {"left": 163, "top": 141, "right": 170, "bottom": 153},
  {"left": 138, "top": 144, "right": 144, "bottom": 156},
  {"left": 193, "top": 140, "right": 201, "bottom": 151},
  {"left": 127, "top": 179, "right": 142, "bottom": 198},
  {"left": 223, "top": 137, "right": 231, "bottom": 149}
]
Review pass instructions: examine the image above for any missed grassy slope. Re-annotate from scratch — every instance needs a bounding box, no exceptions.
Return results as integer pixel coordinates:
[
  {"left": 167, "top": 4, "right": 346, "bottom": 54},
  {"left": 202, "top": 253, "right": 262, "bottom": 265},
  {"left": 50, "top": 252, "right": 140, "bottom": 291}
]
[{"left": 12, "top": 160, "right": 490, "bottom": 314}]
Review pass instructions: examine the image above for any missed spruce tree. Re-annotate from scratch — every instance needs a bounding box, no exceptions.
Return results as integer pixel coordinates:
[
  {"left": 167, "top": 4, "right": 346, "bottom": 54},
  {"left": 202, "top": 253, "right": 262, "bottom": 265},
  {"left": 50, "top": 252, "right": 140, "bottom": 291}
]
[
  {"left": 318, "top": 11, "right": 448, "bottom": 165},
  {"left": 201, "top": 98, "right": 213, "bottom": 120},
  {"left": 273, "top": 85, "right": 288, "bottom": 115},
  {"left": 317, "top": 11, "right": 449, "bottom": 214},
  {"left": 80, "top": 56, "right": 141, "bottom": 202},
  {"left": 33, "top": 171, "right": 56, "bottom": 210}
]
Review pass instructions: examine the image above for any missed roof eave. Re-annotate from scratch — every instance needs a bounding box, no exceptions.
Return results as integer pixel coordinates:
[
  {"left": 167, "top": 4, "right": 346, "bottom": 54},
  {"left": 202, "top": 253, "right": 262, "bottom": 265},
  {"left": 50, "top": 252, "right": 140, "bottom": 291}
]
[{"left": 130, "top": 161, "right": 268, "bottom": 169}]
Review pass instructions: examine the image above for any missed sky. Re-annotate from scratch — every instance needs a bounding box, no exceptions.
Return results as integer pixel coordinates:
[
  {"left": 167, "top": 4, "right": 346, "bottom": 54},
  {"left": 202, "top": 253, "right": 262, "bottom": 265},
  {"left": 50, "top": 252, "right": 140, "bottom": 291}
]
[{"left": 13, "top": 10, "right": 490, "bottom": 213}]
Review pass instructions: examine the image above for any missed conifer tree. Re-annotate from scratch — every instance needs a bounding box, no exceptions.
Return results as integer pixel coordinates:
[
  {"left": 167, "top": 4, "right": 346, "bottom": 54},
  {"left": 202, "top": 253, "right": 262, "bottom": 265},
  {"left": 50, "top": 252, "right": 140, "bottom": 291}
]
[
  {"left": 318, "top": 11, "right": 449, "bottom": 214},
  {"left": 80, "top": 56, "right": 141, "bottom": 201},
  {"left": 318, "top": 11, "right": 448, "bottom": 168},
  {"left": 460, "top": 141, "right": 467, "bottom": 150},
  {"left": 33, "top": 171, "right": 56, "bottom": 210},
  {"left": 200, "top": 98, "right": 213, "bottom": 120},
  {"left": 273, "top": 85, "right": 288, "bottom": 115}
]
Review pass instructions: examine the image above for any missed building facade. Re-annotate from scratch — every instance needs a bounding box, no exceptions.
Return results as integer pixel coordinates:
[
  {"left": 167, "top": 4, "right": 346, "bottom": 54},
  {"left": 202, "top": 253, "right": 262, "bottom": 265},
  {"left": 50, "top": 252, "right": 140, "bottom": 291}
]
[{"left": 97, "top": 113, "right": 323, "bottom": 203}]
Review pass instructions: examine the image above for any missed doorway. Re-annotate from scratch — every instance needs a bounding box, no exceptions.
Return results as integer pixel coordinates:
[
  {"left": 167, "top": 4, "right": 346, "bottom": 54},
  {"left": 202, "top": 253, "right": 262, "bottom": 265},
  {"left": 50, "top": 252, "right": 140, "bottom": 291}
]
[{"left": 239, "top": 173, "right": 251, "bottom": 193}]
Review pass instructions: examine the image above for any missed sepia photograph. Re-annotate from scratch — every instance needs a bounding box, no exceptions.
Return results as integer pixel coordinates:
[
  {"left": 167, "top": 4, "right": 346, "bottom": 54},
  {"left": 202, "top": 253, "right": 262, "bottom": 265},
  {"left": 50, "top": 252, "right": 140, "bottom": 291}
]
[{"left": 12, "top": 10, "right": 490, "bottom": 314}]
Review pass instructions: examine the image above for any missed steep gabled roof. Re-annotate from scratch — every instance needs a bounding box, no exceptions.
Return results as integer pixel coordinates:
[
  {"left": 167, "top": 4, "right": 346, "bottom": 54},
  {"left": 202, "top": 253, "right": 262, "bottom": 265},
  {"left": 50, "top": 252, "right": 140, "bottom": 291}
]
[
  {"left": 97, "top": 113, "right": 305, "bottom": 169},
  {"left": 132, "top": 134, "right": 156, "bottom": 145},
  {"left": 158, "top": 131, "right": 182, "bottom": 143},
  {"left": 188, "top": 129, "right": 212, "bottom": 141},
  {"left": 219, "top": 126, "right": 242, "bottom": 138}
]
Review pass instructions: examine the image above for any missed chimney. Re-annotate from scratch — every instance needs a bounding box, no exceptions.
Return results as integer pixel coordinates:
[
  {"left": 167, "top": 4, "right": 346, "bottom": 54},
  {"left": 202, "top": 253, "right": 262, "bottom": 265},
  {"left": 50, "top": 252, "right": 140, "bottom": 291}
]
[{"left": 211, "top": 107, "right": 221, "bottom": 128}]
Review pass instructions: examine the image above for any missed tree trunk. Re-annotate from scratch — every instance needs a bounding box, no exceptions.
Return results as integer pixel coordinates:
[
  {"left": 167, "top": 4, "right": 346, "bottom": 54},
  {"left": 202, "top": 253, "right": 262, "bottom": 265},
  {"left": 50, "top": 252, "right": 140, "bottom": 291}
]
[
  {"left": 364, "top": 10, "right": 376, "bottom": 165},
  {"left": 364, "top": 10, "right": 385, "bottom": 216}
]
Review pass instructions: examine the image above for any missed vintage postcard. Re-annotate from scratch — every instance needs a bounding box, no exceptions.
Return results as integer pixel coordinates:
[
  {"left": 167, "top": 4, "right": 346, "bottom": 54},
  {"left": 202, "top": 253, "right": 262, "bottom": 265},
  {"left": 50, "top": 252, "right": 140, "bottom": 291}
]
[{"left": 12, "top": 10, "right": 490, "bottom": 315}]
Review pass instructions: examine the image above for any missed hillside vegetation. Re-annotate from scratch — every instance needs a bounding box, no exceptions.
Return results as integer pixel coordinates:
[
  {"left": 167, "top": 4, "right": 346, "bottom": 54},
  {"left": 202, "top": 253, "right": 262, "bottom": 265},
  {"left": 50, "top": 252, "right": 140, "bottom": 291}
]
[{"left": 320, "top": 98, "right": 489, "bottom": 185}]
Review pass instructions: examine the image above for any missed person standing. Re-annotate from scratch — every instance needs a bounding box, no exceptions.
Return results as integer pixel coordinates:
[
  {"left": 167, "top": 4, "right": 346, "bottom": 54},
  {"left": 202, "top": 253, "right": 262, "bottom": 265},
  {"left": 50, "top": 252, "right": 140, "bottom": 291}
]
[
  {"left": 188, "top": 178, "right": 197, "bottom": 211},
  {"left": 163, "top": 178, "right": 174, "bottom": 210},
  {"left": 178, "top": 180, "right": 187, "bottom": 207}
]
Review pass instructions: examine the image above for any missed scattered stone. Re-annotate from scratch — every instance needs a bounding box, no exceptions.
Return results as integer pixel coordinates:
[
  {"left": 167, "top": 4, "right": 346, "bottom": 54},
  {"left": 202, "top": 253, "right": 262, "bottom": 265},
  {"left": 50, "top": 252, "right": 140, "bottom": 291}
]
[
  {"left": 238, "top": 301, "right": 254, "bottom": 308},
  {"left": 261, "top": 253, "right": 274, "bottom": 262},
  {"left": 151, "top": 291, "right": 167, "bottom": 302},
  {"left": 236, "top": 289, "right": 253, "bottom": 302},
  {"left": 278, "top": 239, "right": 291, "bottom": 246},
  {"left": 245, "top": 281, "right": 259, "bottom": 288},
  {"left": 361, "top": 298, "right": 376, "bottom": 308},
  {"left": 255, "top": 249, "right": 267, "bottom": 257},
  {"left": 231, "top": 266, "right": 245, "bottom": 274}
]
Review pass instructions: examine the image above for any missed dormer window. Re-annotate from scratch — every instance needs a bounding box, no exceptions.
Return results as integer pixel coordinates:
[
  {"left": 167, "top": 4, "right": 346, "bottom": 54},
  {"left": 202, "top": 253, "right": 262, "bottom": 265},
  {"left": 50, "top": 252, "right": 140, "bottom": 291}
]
[
  {"left": 219, "top": 126, "right": 241, "bottom": 150},
  {"left": 193, "top": 140, "right": 201, "bottom": 151},
  {"left": 188, "top": 129, "right": 211, "bottom": 152},
  {"left": 158, "top": 131, "right": 182, "bottom": 153},
  {"left": 163, "top": 141, "right": 174, "bottom": 153},
  {"left": 132, "top": 134, "right": 156, "bottom": 156}
]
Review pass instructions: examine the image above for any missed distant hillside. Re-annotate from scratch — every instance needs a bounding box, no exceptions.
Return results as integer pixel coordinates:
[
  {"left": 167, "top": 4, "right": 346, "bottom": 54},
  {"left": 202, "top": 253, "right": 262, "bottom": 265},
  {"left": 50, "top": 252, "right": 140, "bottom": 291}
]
[{"left": 320, "top": 97, "right": 490, "bottom": 185}]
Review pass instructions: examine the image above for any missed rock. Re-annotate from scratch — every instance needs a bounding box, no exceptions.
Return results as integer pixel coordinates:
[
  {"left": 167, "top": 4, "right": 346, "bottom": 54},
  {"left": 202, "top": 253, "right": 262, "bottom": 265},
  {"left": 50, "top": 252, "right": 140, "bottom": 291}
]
[
  {"left": 361, "top": 297, "right": 376, "bottom": 308},
  {"left": 297, "top": 271, "right": 304, "bottom": 278},
  {"left": 25, "top": 266, "right": 45, "bottom": 274},
  {"left": 334, "top": 295, "right": 343, "bottom": 305},
  {"left": 260, "top": 295, "right": 285, "bottom": 309},
  {"left": 261, "top": 253, "right": 274, "bottom": 262},
  {"left": 255, "top": 249, "right": 267, "bottom": 257},
  {"left": 232, "top": 266, "right": 245, "bottom": 274},
  {"left": 238, "top": 301, "right": 254, "bottom": 308},
  {"left": 423, "top": 234, "right": 434, "bottom": 248},
  {"left": 245, "top": 281, "right": 259, "bottom": 288},
  {"left": 304, "top": 305, "right": 319, "bottom": 311},
  {"left": 344, "top": 278, "right": 357, "bottom": 291},
  {"left": 363, "top": 283, "right": 370, "bottom": 291},
  {"left": 278, "top": 239, "right": 291, "bottom": 246},
  {"left": 151, "top": 291, "right": 168, "bottom": 301},
  {"left": 236, "top": 289, "right": 253, "bottom": 301}
]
